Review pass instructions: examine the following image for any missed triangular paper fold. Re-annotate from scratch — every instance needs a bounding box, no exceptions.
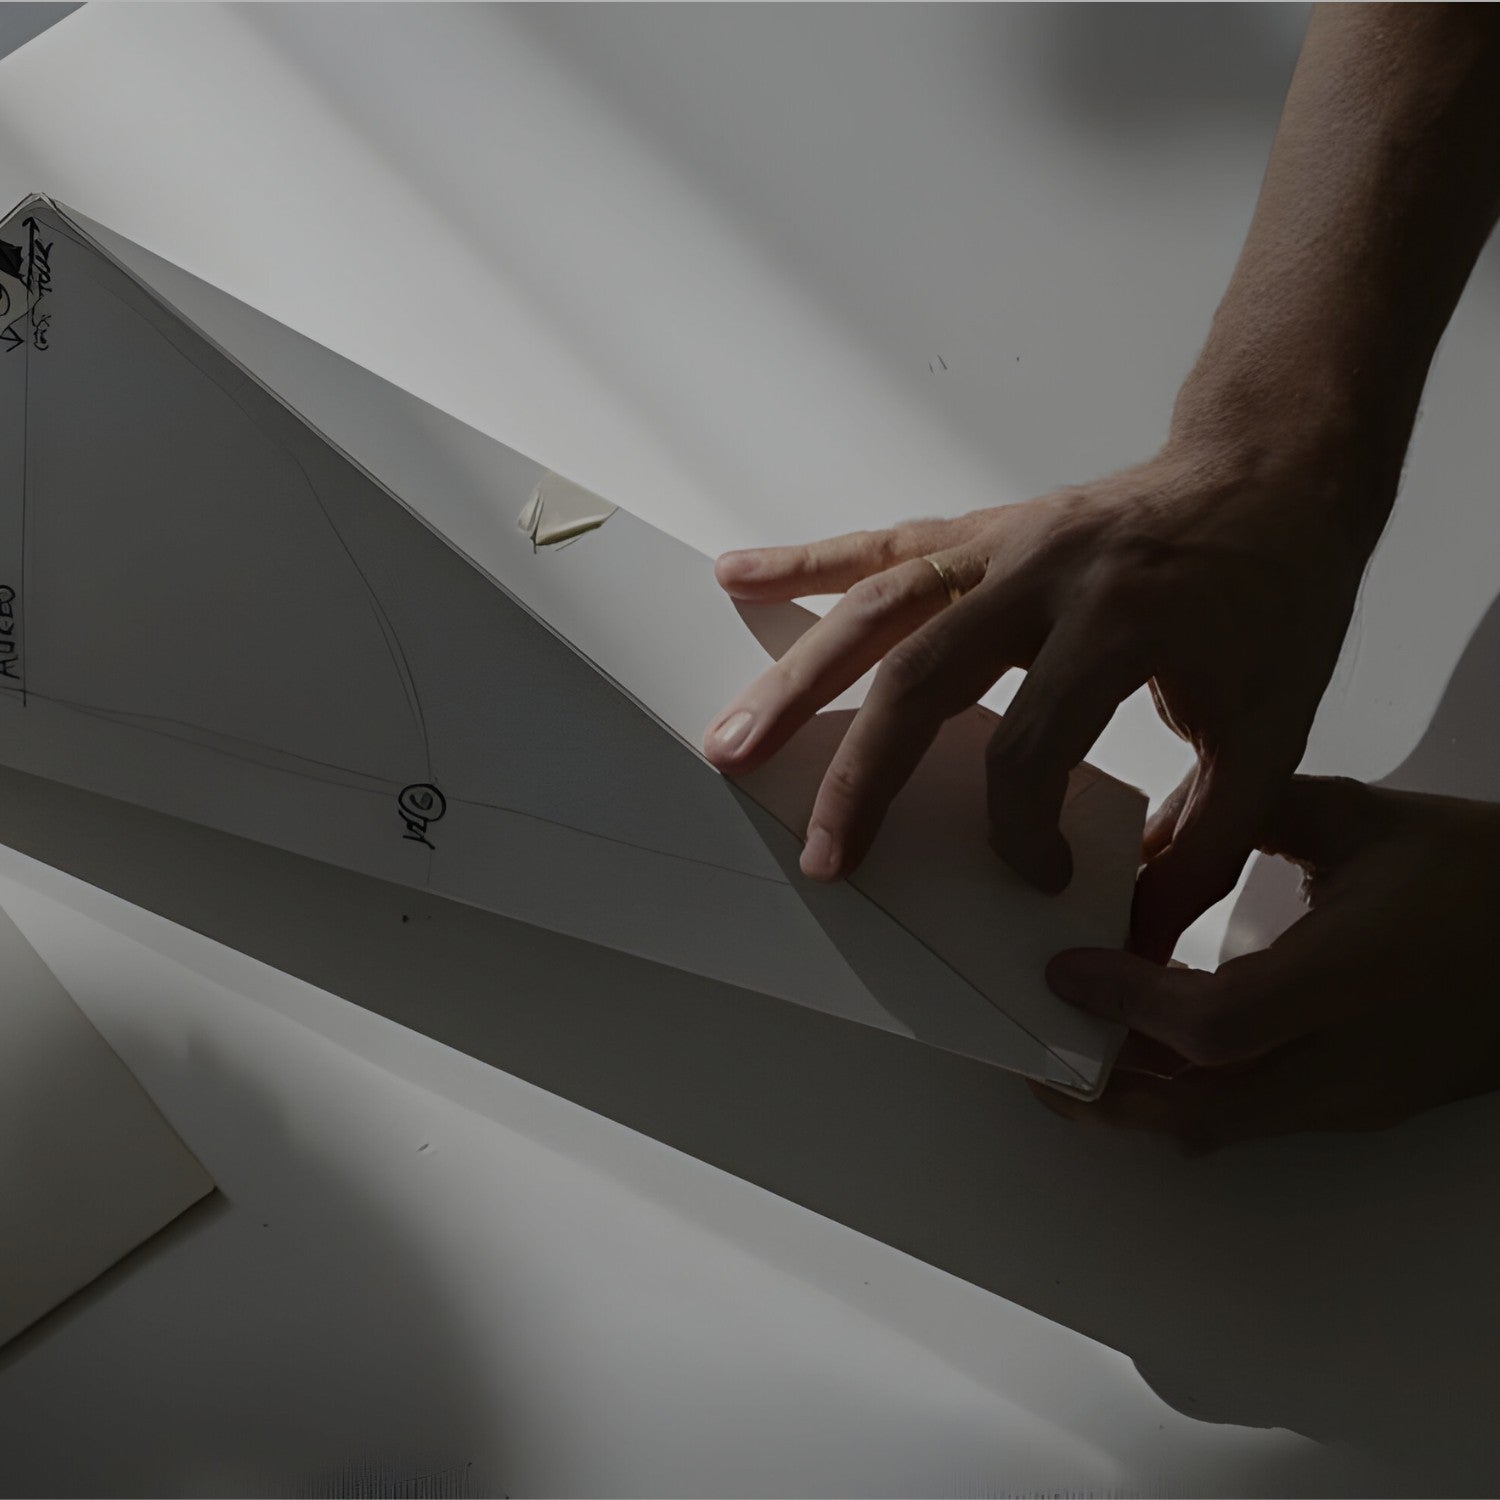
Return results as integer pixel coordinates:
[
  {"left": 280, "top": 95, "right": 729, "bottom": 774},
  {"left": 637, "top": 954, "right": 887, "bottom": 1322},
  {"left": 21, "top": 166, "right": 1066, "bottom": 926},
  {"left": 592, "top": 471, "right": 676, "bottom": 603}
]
[{"left": 0, "top": 195, "right": 1143, "bottom": 1096}]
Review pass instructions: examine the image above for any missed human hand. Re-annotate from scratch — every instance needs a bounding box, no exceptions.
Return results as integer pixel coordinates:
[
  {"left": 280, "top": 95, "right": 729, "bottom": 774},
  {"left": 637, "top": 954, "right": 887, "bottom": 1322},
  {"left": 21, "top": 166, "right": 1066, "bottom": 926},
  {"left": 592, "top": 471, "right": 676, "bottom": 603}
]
[
  {"left": 705, "top": 442, "right": 1383, "bottom": 959},
  {"left": 1039, "top": 777, "right": 1500, "bottom": 1149}
]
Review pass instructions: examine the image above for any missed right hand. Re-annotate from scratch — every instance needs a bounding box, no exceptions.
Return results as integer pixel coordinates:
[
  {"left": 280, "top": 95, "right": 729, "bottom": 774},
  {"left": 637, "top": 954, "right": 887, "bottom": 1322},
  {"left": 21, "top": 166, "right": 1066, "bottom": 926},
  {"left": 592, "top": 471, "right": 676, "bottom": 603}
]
[{"left": 706, "top": 437, "right": 1388, "bottom": 959}]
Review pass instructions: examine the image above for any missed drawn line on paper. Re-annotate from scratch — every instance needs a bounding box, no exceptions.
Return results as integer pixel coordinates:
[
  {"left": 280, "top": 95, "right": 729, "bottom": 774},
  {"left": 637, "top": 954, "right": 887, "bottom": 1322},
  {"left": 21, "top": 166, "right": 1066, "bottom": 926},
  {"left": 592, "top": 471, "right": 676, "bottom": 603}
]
[
  {"left": 457, "top": 793, "right": 788, "bottom": 886},
  {"left": 37, "top": 213, "right": 434, "bottom": 778},
  {"left": 8, "top": 686, "right": 787, "bottom": 886},
  {"left": 19, "top": 292, "right": 28, "bottom": 705},
  {"left": 14, "top": 210, "right": 1091, "bottom": 1083},
  {"left": 22, "top": 689, "right": 396, "bottom": 794},
  {"left": 25, "top": 688, "right": 1084, "bottom": 1079}
]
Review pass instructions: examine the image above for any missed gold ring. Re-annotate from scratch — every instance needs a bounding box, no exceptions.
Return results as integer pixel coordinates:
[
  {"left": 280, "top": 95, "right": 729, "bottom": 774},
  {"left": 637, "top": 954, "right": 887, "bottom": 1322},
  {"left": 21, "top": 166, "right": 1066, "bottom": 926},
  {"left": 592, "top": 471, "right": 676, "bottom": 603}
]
[{"left": 922, "top": 554, "right": 965, "bottom": 606}]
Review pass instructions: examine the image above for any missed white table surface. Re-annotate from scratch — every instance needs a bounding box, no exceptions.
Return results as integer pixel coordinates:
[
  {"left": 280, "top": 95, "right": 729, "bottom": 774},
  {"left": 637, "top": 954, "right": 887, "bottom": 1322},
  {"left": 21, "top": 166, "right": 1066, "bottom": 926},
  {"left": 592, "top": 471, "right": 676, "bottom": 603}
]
[{"left": 1, "top": 5, "right": 1497, "bottom": 1495}]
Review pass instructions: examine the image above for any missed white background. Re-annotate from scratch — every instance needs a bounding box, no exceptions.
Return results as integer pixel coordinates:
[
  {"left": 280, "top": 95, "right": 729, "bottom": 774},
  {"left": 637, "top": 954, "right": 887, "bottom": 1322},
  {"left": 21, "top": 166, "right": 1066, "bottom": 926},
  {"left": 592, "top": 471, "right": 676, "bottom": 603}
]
[{"left": 1, "top": 4, "right": 1498, "bottom": 1495}]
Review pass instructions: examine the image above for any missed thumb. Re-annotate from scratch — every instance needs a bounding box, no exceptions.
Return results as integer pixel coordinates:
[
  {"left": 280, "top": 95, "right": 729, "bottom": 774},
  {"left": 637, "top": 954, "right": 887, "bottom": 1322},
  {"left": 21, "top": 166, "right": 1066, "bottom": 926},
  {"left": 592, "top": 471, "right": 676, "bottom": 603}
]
[
  {"left": 1046, "top": 948, "right": 1232, "bottom": 1063},
  {"left": 1050, "top": 945, "right": 1315, "bottom": 1069}
]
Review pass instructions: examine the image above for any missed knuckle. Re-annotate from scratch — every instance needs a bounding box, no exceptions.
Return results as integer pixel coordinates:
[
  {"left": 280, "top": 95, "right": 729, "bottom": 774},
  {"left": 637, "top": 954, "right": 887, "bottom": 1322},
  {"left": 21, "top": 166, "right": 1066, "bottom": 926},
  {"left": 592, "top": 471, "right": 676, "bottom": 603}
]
[
  {"left": 986, "top": 719, "right": 1056, "bottom": 782},
  {"left": 863, "top": 528, "right": 905, "bottom": 572},
  {"left": 818, "top": 757, "right": 865, "bottom": 809},
  {"left": 1085, "top": 567, "right": 1151, "bottom": 619},
  {"left": 878, "top": 634, "right": 946, "bottom": 701},
  {"left": 787, "top": 543, "right": 821, "bottom": 579},
  {"left": 798, "top": 543, "right": 834, "bottom": 576},
  {"left": 1079, "top": 584, "right": 1161, "bottom": 660},
  {"left": 1107, "top": 526, "right": 1178, "bottom": 574},
  {"left": 768, "top": 651, "right": 813, "bottom": 703},
  {"left": 985, "top": 728, "right": 1040, "bottom": 778},
  {"left": 986, "top": 740, "right": 1070, "bottom": 825},
  {"left": 845, "top": 565, "right": 918, "bottom": 621}
]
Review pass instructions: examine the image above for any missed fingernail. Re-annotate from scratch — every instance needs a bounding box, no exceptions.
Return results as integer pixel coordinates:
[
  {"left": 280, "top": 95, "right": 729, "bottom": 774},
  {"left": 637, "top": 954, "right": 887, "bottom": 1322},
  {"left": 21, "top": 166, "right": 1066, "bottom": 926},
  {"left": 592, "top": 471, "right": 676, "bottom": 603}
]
[
  {"left": 801, "top": 824, "right": 841, "bottom": 880},
  {"left": 711, "top": 710, "right": 755, "bottom": 756},
  {"left": 717, "top": 551, "right": 759, "bottom": 581},
  {"left": 1045, "top": 950, "right": 1122, "bottom": 1014}
]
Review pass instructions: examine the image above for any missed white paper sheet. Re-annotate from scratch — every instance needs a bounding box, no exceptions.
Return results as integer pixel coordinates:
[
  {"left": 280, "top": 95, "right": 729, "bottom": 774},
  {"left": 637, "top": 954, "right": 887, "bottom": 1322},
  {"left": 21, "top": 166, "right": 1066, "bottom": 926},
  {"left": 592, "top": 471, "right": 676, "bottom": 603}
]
[
  {"left": 0, "top": 194, "right": 1144, "bottom": 1095},
  {"left": 0, "top": 898, "right": 213, "bottom": 1347}
]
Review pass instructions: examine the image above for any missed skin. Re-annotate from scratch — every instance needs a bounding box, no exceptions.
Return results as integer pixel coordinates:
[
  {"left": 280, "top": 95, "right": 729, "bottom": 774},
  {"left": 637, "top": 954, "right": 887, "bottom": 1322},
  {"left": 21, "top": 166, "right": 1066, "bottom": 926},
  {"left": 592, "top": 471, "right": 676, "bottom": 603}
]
[
  {"left": 703, "top": 5, "right": 1500, "bottom": 1136},
  {"left": 706, "top": 449, "right": 1370, "bottom": 961},
  {"left": 1038, "top": 778, "right": 1500, "bottom": 1152}
]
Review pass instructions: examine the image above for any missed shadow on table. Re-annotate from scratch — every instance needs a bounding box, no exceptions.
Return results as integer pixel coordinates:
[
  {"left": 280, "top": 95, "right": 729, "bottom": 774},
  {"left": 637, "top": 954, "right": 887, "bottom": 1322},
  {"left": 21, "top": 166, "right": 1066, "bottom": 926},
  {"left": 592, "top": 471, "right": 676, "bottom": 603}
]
[
  {"left": 5, "top": 598, "right": 1494, "bottom": 1497},
  {"left": 0, "top": 736, "right": 1443, "bottom": 1500},
  {"left": 0, "top": 1007, "right": 501, "bottom": 1499},
  {"left": 1208, "top": 583, "right": 1500, "bottom": 1494}
]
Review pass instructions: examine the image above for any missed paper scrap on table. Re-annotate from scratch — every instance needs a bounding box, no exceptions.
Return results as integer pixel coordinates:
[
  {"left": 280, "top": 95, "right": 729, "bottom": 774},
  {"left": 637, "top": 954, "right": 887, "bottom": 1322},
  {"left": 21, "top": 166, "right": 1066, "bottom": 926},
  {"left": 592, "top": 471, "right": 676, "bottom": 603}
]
[{"left": 0, "top": 900, "right": 214, "bottom": 1348}]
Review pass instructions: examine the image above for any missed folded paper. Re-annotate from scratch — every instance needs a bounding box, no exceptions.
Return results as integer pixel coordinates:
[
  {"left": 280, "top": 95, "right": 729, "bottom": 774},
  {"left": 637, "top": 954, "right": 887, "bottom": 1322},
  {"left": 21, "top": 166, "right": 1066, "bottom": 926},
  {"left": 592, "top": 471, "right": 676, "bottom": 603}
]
[
  {"left": 517, "top": 472, "right": 618, "bottom": 549},
  {"left": 0, "top": 194, "right": 1144, "bottom": 1097}
]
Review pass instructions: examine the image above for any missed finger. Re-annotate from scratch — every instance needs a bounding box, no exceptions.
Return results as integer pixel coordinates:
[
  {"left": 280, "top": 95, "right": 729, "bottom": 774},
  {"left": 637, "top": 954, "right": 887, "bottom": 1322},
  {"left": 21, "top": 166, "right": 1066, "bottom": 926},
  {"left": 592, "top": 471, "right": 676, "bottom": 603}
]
[
  {"left": 985, "top": 614, "right": 1148, "bottom": 893},
  {"left": 1255, "top": 774, "right": 1389, "bottom": 871},
  {"left": 1114, "top": 1030, "right": 1196, "bottom": 1080},
  {"left": 1053, "top": 862, "right": 1395, "bottom": 1068},
  {"left": 1142, "top": 766, "right": 1196, "bottom": 864},
  {"left": 799, "top": 578, "right": 1022, "bottom": 880},
  {"left": 714, "top": 517, "right": 960, "bottom": 602},
  {"left": 1130, "top": 743, "right": 1299, "bottom": 963},
  {"left": 1045, "top": 948, "right": 1235, "bottom": 1064},
  {"left": 1133, "top": 771, "right": 1381, "bottom": 949},
  {"left": 703, "top": 554, "right": 977, "bottom": 771},
  {"left": 1148, "top": 674, "right": 1192, "bottom": 744}
]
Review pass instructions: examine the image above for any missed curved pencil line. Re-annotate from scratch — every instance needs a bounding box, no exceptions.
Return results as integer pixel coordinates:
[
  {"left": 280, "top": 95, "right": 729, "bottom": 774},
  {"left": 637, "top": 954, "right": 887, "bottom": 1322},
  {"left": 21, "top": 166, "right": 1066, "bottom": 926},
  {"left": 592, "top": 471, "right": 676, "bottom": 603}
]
[{"left": 43, "top": 218, "right": 433, "bottom": 777}]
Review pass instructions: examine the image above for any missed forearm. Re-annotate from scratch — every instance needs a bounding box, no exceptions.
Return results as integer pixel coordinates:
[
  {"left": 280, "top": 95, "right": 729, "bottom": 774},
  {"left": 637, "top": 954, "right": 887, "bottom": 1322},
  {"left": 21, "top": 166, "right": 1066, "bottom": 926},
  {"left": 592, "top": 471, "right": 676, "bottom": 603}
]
[{"left": 1170, "top": 3, "right": 1500, "bottom": 537}]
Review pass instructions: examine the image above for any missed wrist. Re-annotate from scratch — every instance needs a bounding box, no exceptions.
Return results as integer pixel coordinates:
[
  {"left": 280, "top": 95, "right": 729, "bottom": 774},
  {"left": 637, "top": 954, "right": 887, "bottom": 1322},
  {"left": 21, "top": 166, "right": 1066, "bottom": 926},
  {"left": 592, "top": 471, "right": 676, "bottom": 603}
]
[{"left": 1163, "top": 364, "right": 1410, "bottom": 560}]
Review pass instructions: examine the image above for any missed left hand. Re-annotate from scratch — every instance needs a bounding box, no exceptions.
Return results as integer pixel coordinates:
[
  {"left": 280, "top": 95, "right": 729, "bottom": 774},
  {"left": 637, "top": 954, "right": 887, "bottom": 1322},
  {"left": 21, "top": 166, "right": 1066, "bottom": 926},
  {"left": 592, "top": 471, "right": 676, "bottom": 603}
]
[{"left": 1036, "top": 777, "right": 1500, "bottom": 1150}]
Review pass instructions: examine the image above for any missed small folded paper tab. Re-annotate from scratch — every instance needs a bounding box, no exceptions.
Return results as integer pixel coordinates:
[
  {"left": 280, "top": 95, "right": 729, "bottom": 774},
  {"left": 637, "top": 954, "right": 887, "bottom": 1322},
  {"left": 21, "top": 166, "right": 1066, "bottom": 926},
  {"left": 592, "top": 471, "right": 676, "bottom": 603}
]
[{"left": 518, "top": 473, "right": 617, "bottom": 549}]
